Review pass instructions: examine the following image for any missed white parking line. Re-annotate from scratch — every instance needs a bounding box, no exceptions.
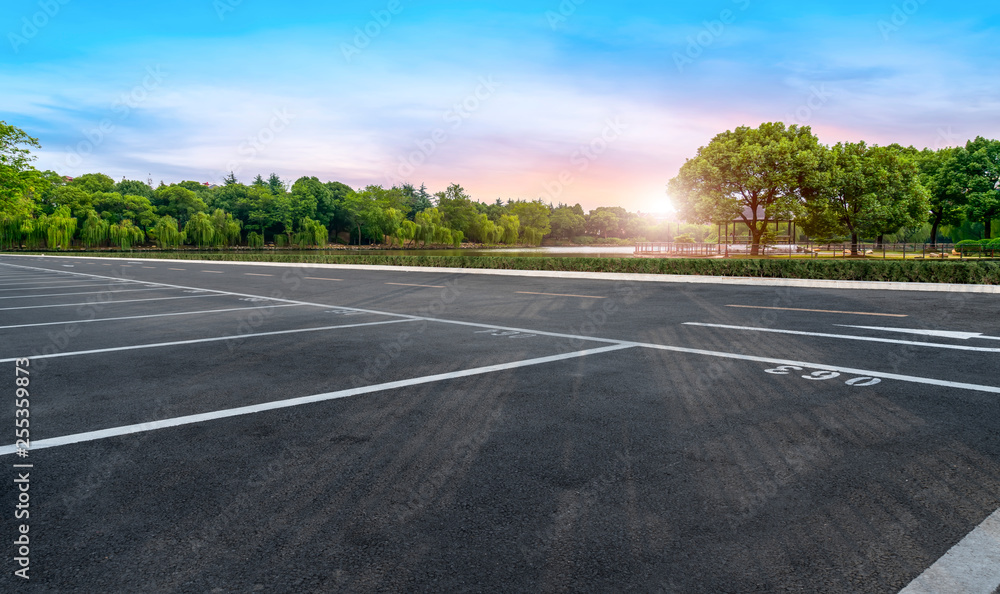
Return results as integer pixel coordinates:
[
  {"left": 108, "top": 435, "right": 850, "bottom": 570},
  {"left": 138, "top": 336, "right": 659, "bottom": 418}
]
[
  {"left": 899, "top": 508, "right": 1000, "bottom": 593},
  {"left": 0, "top": 318, "right": 418, "bottom": 364},
  {"left": 0, "top": 293, "right": 227, "bottom": 311},
  {"left": 0, "top": 288, "right": 162, "bottom": 300},
  {"left": 683, "top": 322, "right": 1000, "bottom": 353},
  {"left": 0, "top": 344, "right": 634, "bottom": 456},
  {"left": 516, "top": 291, "right": 607, "bottom": 299},
  {"left": 386, "top": 282, "right": 445, "bottom": 288},
  {"left": 0, "top": 304, "right": 304, "bottom": 330},
  {"left": 0, "top": 282, "right": 134, "bottom": 292}
]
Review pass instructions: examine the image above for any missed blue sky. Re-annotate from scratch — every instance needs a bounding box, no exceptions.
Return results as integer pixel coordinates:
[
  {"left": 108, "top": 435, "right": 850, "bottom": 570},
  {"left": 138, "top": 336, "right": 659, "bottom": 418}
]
[{"left": 3, "top": 0, "right": 998, "bottom": 212}]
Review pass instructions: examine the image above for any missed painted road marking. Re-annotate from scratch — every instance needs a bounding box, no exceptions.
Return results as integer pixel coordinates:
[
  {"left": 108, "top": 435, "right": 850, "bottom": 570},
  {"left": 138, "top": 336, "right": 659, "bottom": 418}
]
[
  {"left": 837, "top": 325, "right": 1000, "bottom": 341},
  {"left": 305, "top": 277, "right": 344, "bottom": 281},
  {"left": 0, "top": 344, "right": 633, "bottom": 456},
  {"left": 5, "top": 261, "right": 1000, "bottom": 395},
  {"left": 386, "top": 282, "right": 445, "bottom": 288},
  {"left": 142, "top": 266, "right": 156, "bottom": 269},
  {"left": 0, "top": 319, "right": 418, "bottom": 364},
  {"left": 245, "top": 273, "right": 273, "bottom": 277},
  {"left": 0, "top": 304, "right": 304, "bottom": 330},
  {"left": 899, "top": 508, "right": 1000, "bottom": 594},
  {"left": 0, "top": 288, "right": 162, "bottom": 300},
  {"left": 0, "top": 293, "right": 227, "bottom": 312},
  {"left": 0, "top": 282, "right": 133, "bottom": 291},
  {"left": 683, "top": 322, "right": 1000, "bottom": 353},
  {"left": 727, "top": 304, "right": 906, "bottom": 317},
  {"left": 516, "top": 291, "right": 607, "bottom": 299},
  {"left": 168, "top": 268, "right": 186, "bottom": 271},
  {"left": 201, "top": 270, "right": 224, "bottom": 274}
]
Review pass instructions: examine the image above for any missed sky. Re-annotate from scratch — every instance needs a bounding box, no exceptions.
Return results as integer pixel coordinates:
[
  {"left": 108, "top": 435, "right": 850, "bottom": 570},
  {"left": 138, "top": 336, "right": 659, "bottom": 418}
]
[{"left": 2, "top": 1, "right": 999, "bottom": 213}]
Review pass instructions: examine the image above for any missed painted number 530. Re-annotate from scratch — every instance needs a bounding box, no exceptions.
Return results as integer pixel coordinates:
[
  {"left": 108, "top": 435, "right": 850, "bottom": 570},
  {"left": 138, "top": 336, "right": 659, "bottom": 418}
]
[{"left": 764, "top": 365, "right": 880, "bottom": 387}]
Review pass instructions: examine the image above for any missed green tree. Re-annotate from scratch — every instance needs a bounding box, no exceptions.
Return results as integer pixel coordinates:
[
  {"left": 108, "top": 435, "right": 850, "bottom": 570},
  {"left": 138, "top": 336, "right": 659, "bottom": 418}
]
[
  {"left": 115, "top": 179, "right": 154, "bottom": 198},
  {"left": 917, "top": 147, "right": 967, "bottom": 247},
  {"left": 267, "top": 173, "right": 287, "bottom": 196},
  {"left": 509, "top": 199, "right": 551, "bottom": 243},
  {"left": 550, "top": 206, "right": 586, "bottom": 239},
  {"left": 152, "top": 215, "right": 185, "bottom": 249},
  {"left": 804, "top": 142, "right": 928, "bottom": 254},
  {"left": 957, "top": 137, "right": 1000, "bottom": 239},
  {"left": 668, "top": 122, "right": 826, "bottom": 255},
  {"left": 93, "top": 193, "right": 159, "bottom": 229},
  {"left": 400, "top": 183, "right": 433, "bottom": 219},
  {"left": 498, "top": 214, "right": 520, "bottom": 244},
  {"left": 0, "top": 121, "right": 42, "bottom": 220},
  {"left": 42, "top": 206, "right": 77, "bottom": 250},
  {"left": 436, "top": 183, "right": 478, "bottom": 236},
  {"left": 69, "top": 173, "right": 115, "bottom": 194},
  {"left": 80, "top": 210, "right": 110, "bottom": 248},
  {"left": 210, "top": 209, "right": 242, "bottom": 247},
  {"left": 109, "top": 219, "right": 145, "bottom": 250},
  {"left": 184, "top": 211, "right": 215, "bottom": 248},
  {"left": 152, "top": 185, "right": 208, "bottom": 227}
]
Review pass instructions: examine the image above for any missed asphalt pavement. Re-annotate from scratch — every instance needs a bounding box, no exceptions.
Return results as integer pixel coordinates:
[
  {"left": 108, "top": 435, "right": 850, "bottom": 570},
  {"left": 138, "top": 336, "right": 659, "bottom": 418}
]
[{"left": 1, "top": 254, "right": 999, "bottom": 593}]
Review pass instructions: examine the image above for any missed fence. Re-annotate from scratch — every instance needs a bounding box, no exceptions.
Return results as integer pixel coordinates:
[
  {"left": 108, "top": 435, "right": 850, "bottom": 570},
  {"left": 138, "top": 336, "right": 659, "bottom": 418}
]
[{"left": 633, "top": 242, "right": 989, "bottom": 259}]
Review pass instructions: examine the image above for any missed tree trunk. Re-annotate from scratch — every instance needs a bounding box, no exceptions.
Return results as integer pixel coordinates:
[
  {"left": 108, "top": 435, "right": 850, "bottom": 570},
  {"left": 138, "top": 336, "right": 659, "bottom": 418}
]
[
  {"left": 851, "top": 233, "right": 859, "bottom": 256},
  {"left": 749, "top": 225, "right": 762, "bottom": 256},
  {"left": 929, "top": 213, "right": 942, "bottom": 249},
  {"left": 875, "top": 234, "right": 884, "bottom": 249}
]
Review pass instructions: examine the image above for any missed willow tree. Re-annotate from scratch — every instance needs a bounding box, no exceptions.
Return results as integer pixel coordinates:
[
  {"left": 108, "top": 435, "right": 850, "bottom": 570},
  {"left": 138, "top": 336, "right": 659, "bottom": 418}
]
[
  {"left": 293, "top": 217, "right": 327, "bottom": 247},
  {"left": 247, "top": 231, "right": 264, "bottom": 249},
  {"left": 498, "top": 214, "right": 520, "bottom": 244},
  {"left": 668, "top": 122, "right": 826, "bottom": 255},
  {"left": 415, "top": 208, "right": 445, "bottom": 246},
  {"left": 184, "top": 211, "right": 215, "bottom": 248},
  {"left": 210, "top": 209, "right": 242, "bottom": 247},
  {"left": 80, "top": 211, "right": 110, "bottom": 248},
  {"left": 109, "top": 219, "right": 145, "bottom": 250},
  {"left": 43, "top": 207, "right": 77, "bottom": 250},
  {"left": 152, "top": 215, "right": 184, "bottom": 249}
]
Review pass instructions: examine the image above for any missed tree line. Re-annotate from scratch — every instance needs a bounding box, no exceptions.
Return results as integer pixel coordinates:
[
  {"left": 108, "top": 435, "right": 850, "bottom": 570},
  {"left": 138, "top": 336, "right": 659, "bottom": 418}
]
[
  {"left": 668, "top": 122, "right": 1000, "bottom": 254},
  {"left": 0, "top": 121, "right": 688, "bottom": 251}
]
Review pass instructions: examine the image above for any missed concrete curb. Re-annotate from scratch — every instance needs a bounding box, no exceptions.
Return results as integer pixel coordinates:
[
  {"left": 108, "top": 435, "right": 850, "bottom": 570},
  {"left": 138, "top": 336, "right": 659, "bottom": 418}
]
[{"left": 8, "top": 253, "right": 1000, "bottom": 294}]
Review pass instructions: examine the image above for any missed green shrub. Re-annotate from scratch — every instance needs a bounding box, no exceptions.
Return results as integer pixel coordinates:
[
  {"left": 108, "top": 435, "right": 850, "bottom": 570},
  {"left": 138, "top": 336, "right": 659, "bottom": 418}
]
[{"left": 956, "top": 240, "right": 982, "bottom": 254}]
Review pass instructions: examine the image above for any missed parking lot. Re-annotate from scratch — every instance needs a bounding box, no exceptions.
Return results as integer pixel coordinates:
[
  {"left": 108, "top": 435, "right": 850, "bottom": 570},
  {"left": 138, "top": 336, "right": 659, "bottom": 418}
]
[{"left": 2, "top": 254, "right": 999, "bottom": 593}]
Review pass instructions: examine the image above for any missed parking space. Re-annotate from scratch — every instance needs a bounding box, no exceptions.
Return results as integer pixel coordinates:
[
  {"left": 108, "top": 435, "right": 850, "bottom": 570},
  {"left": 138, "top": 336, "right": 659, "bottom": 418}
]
[{"left": 2, "top": 255, "right": 999, "bottom": 592}]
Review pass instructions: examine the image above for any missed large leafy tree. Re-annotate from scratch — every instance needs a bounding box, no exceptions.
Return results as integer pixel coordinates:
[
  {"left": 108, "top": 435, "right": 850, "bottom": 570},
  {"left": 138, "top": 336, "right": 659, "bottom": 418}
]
[
  {"left": 93, "top": 192, "right": 160, "bottom": 229},
  {"left": 804, "top": 143, "right": 928, "bottom": 253},
  {"left": 69, "top": 173, "right": 115, "bottom": 194},
  {"left": 0, "top": 121, "right": 43, "bottom": 220},
  {"left": 668, "top": 122, "right": 825, "bottom": 255},
  {"left": 435, "top": 183, "right": 478, "bottom": 236},
  {"left": 550, "top": 206, "right": 585, "bottom": 239},
  {"left": 289, "top": 176, "right": 325, "bottom": 224},
  {"left": 509, "top": 199, "right": 551, "bottom": 242},
  {"left": 957, "top": 137, "right": 1000, "bottom": 238},
  {"left": 152, "top": 185, "right": 208, "bottom": 227},
  {"left": 115, "top": 179, "right": 154, "bottom": 198},
  {"left": 917, "top": 147, "right": 967, "bottom": 247}
]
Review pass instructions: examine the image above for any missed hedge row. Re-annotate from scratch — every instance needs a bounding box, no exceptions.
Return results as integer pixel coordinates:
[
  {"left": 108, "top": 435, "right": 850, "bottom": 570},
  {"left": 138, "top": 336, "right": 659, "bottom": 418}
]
[{"left": 52, "top": 252, "right": 1000, "bottom": 284}]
